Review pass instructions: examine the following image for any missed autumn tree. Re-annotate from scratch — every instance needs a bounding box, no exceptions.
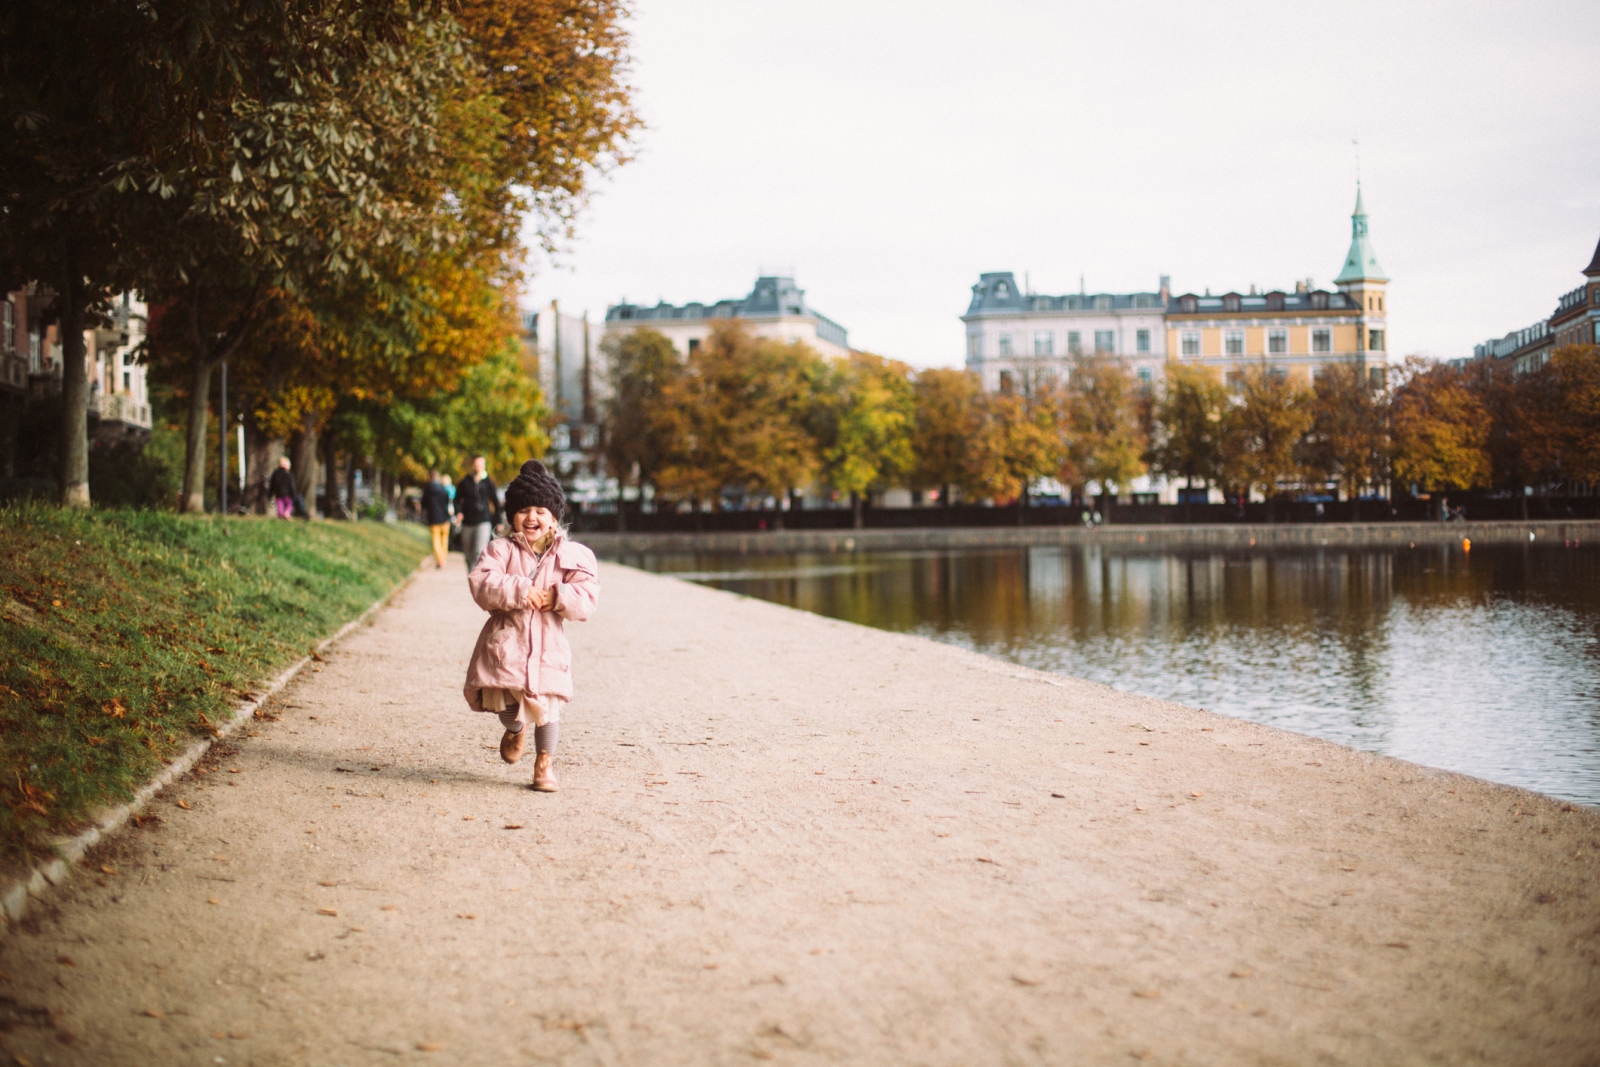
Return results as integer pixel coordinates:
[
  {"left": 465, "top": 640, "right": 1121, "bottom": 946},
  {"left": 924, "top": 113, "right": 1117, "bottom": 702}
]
[
  {"left": 911, "top": 368, "right": 983, "bottom": 507},
  {"left": 1302, "top": 361, "right": 1390, "bottom": 519},
  {"left": 820, "top": 353, "right": 916, "bottom": 528},
  {"left": 963, "top": 388, "right": 1060, "bottom": 513},
  {"left": 1221, "top": 365, "right": 1312, "bottom": 521},
  {"left": 1390, "top": 357, "right": 1491, "bottom": 495},
  {"left": 1060, "top": 356, "right": 1147, "bottom": 520},
  {"left": 1548, "top": 345, "right": 1600, "bottom": 486},
  {"left": 1149, "top": 364, "right": 1228, "bottom": 512},
  {"left": 600, "top": 328, "right": 683, "bottom": 528},
  {"left": 653, "top": 323, "right": 823, "bottom": 516}
]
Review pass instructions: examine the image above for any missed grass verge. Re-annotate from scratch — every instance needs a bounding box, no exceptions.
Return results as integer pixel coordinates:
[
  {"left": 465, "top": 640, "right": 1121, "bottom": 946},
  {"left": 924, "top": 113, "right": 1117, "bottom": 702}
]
[{"left": 0, "top": 505, "right": 425, "bottom": 867}]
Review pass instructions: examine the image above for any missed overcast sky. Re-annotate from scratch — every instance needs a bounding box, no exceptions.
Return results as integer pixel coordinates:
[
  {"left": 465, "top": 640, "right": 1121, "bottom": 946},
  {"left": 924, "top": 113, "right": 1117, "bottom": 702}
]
[{"left": 526, "top": 0, "right": 1600, "bottom": 368}]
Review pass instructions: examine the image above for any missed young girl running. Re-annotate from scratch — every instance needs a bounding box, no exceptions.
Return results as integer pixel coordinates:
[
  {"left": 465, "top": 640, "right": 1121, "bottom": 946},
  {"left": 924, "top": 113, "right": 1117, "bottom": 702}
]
[{"left": 463, "top": 461, "right": 599, "bottom": 792}]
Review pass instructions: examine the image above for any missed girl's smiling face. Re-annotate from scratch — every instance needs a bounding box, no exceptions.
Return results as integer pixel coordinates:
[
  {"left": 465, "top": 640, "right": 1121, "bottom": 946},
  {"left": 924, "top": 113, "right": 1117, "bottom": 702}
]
[{"left": 514, "top": 506, "right": 557, "bottom": 542}]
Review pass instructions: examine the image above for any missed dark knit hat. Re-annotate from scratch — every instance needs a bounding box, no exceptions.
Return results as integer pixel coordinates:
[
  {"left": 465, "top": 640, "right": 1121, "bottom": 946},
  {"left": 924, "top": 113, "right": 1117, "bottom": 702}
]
[{"left": 503, "top": 460, "right": 565, "bottom": 519}]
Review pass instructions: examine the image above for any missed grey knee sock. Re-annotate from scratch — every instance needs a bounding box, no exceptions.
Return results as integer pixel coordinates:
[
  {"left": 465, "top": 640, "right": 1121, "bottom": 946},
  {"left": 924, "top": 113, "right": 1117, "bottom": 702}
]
[
  {"left": 498, "top": 711, "right": 523, "bottom": 732},
  {"left": 534, "top": 723, "right": 559, "bottom": 756}
]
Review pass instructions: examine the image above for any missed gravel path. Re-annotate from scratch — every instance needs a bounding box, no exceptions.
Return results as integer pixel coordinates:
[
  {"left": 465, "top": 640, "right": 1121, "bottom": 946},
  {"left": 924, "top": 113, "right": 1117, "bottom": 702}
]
[{"left": 3, "top": 557, "right": 1598, "bottom": 1066}]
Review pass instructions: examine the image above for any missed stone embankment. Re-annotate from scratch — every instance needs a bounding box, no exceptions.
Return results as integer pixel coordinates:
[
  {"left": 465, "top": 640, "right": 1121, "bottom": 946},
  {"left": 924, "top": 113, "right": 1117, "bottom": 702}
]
[
  {"left": 1, "top": 560, "right": 1596, "bottom": 1064},
  {"left": 584, "top": 518, "right": 1600, "bottom": 556}
]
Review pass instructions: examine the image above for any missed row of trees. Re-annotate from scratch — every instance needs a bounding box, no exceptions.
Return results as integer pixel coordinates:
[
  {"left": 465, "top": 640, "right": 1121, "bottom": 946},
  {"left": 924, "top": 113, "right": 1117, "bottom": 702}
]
[
  {"left": 2, "top": 0, "right": 638, "bottom": 508},
  {"left": 600, "top": 324, "right": 1600, "bottom": 525}
]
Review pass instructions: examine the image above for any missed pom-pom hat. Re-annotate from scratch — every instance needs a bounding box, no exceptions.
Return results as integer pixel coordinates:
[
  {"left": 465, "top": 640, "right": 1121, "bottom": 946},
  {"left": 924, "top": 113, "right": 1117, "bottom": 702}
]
[{"left": 503, "top": 460, "right": 565, "bottom": 519}]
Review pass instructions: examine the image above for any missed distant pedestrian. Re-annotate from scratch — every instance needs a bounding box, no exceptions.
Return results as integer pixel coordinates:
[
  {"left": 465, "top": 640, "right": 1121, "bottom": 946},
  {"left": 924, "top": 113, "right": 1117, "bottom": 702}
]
[
  {"left": 268, "top": 457, "right": 297, "bottom": 520},
  {"left": 454, "top": 456, "right": 502, "bottom": 571},
  {"left": 464, "top": 460, "right": 599, "bottom": 793},
  {"left": 420, "top": 470, "right": 454, "bottom": 568}
]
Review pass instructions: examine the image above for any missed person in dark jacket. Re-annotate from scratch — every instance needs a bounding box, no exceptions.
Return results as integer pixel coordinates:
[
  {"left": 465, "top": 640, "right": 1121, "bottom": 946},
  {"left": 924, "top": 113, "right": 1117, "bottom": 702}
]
[
  {"left": 455, "top": 456, "right": 502, "bottom": 571},
  {"left": 420, "top": 470, "right": 455, "bottom": 568},
  {"left": 268, "top": 458, "right": 297, "bottom": 520}
]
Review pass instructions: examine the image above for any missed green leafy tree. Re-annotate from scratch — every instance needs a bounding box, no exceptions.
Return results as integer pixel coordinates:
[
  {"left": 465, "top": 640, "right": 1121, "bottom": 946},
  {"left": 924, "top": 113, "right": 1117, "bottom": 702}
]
[{"left": 821, "top": 353, "right": 916, "bottom": 528}]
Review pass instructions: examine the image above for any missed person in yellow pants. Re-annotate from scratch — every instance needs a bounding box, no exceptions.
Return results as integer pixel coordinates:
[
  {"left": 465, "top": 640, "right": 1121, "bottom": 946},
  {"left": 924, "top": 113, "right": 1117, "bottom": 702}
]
[{"left": 420, "top": 470, "right": 454, "bottom": 568}]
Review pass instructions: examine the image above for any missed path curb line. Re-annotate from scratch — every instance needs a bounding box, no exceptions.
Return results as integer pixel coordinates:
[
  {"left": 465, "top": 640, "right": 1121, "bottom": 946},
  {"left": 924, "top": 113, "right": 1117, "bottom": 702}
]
[{"left": 1, "top": 557, "right": 427, "bottom": 927}]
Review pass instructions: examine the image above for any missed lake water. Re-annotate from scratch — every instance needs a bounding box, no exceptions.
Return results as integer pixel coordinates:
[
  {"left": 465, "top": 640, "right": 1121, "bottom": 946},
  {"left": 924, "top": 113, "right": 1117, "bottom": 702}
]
[{"left": 616, "top": 542, "right": 1600, "bottom": 806}]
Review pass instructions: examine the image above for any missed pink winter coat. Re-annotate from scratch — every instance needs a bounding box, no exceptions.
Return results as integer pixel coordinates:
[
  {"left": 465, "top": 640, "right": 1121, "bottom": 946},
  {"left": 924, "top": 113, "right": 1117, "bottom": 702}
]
[{"left": 462, "top": 531, "right": 600, "bottom": 710}]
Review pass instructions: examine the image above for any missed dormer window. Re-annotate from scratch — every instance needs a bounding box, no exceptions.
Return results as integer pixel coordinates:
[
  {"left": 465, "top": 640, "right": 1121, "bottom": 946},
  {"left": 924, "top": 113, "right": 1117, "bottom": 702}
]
[
  {"left": 1223, "top": 293, "right": 1241, "bottom": 312},
  {"left": 995, "top": 281, "right": 1009, "bottom": 298},
  {"left": 1265, "top": 292, "right": 1285, "bottom": 311},
  {"left": 1309, "top": 292, "right": 1329, "bottom": 310},
  {"left": 1180, "top": 295, "right": 1198, "bottom": 313}
]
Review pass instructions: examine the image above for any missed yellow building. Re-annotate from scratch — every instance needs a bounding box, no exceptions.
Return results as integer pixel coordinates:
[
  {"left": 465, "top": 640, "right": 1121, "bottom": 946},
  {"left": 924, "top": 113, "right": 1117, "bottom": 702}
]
[{"left": 1165, "top": 187, "right": 1390, "bottom": 389}]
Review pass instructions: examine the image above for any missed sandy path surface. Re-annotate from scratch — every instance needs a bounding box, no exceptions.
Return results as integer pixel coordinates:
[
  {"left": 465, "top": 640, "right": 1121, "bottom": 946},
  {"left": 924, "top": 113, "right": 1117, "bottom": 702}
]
[{"left": 3, "top": 558, "right": 1598, "bottom": 1066}]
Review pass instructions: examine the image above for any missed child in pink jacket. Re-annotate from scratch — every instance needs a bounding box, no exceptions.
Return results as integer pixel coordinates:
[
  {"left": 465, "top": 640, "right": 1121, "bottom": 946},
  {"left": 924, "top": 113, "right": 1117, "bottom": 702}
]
[{"left": 463, "top": 461, "right": 599, "bottom": 792}]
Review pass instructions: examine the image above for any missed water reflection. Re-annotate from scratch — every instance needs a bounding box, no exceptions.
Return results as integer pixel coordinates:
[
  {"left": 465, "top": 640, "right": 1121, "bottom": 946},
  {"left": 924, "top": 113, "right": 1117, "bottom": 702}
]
[{"left": 621, "top": 543, "right": 1600, "bottom": 805}]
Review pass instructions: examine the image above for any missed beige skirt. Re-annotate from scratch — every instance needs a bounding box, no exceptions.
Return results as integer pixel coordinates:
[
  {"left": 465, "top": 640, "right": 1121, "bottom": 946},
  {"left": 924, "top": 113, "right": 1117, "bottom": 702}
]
[{"left": 478, "top": 687, "right": 563, "bottom": 726}]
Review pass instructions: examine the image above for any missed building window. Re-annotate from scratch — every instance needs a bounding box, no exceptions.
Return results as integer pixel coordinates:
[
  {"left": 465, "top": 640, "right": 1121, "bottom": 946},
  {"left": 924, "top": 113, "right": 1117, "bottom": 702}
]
[
  {"left": 1136, "top": 329, "right": 1150, "bottom": 353},
  {"left": 1225, "top": 370, "right": 1244, "bottom": 392},
  {"left": 1033, "top": 331, "right": 1054, "bottom": 356},
  {"left": 1094, "top": 295, "right": 1110, "bottom": 310},
  {"left": 1137, "top": 366, "right": 1153, "bottom": 385},
  {"left": 28, "top": 329, "right": 41, "bottom": 374},
  {"left": 1223, "top": 294, "right": 1241, "bottom": 312},
  {"left": 1312, "top": 328, "right": 1331, "bottom": 353},
  {"left": 2, "top": 299, "right": 12, "bottom": 356},
  {"left": 1594, "top": 323, "right": 1600, "bottom": 343},
  {"left": 1309, "top": 292, "right": 1328, "bottom": 310},
  {"left": 1094, "top": 330, "right": 1114, "bottom": 353},
  {"left": 1368, "top": 328, "right": 1385, "bottom": 351},
  {"left": 1180, "top": 295, "right": 1198, "bottom": 313},
  {"left": 1224, "top": 330, "right": 1244, "bottom": 356},
  {"left": 998, "top": 333, "right": 1013, "bottom": 357},
  {"left": 1181, "top": 331, "right": 1200, "bottom": 357},
  {"left": 1067, "top": 331, "right": 1081, "bottom": 355},
  {"left": 998, "top": 370, "right": 1015, "bottom": 394},
  {"left": 1369, "top": 366, "right": 1386, "bottom": 389},
  {"left": 687, "top": 338, "right": 701, "bottom": 354},
  {"left": 968, "top": 334, "right": 981, "bottom": 359},
  {"left": 1268, "top": 329, "right": 1287, "bottom": 354}
]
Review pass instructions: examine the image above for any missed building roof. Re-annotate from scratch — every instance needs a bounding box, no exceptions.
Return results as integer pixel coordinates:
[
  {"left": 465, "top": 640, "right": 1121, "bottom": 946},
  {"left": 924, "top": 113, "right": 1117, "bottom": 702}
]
[
  {"left": 605, "top": 275, "right": 849, "bottom": 350},
  {"left": 964, "top": 272, "right": 1164, "bottom": 316},
  {"left": 1333, "top": 185, "right": 1388, "bottom": 285},
  {"left": 1166, "top": 289, "right": 1356, "bottom": 314},
  {"left": 1583, "top": 233, "right": 1600, "bottom": 278}
]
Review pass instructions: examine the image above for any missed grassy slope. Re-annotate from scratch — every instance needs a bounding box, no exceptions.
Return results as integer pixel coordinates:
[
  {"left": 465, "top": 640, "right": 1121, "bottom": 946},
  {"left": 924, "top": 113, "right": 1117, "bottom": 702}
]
[{"left": 0, "top": 506, "right": 425, "bottom": 866}]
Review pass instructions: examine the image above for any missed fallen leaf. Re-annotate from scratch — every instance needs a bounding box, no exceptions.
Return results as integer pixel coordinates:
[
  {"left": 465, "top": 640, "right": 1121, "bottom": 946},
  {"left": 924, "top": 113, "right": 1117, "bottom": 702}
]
[
  {"left": 503, "top": 824, "right": 524, "bottom": 830},
  {"left": 975, "top": 857, "right": 999, "bottom": 865},
  {"left": 99, "top": 865, "right": 117, "bottom": 875},
  {"left": 141, "top": 1008, "right": 165, "bottom": 1018},
  {"left": 1191, "top": 791, "right": 1205, "bottom": 798},
  {"left": 703, "top": 962, "right": 719, "bottom": 970},
  {"left": 1050, "top": 793, "right": 1065, "bottom": 799},
  {"left": 212, "top": 1030, "right": 227, "bottom": 1040},
  {"left": 1341, "top": 866, "right": 1356, "bottom": 872},
  {"left": 1131, "top": 988, "right": 1161, "bottom": 999},
  {"left": 381, "top": 905, "right": 398, "bottom": 911},
  {"left": 56, "top": 955, "right": 76, "bottom": 967},
  {"left": 417, "top": 1042, "right": 445, "bottom": 1052},
  {"left": 1132, "top": 1051, "right": 1154, "bottom": 1062},
  {"left": 1385, "top": 941, "right": 1410, "bottom": 949},
  {"left": 1534, "top": 892, "right": 1557, "bottom": 904},
  {"left": 317, "top": 907, "right": 338, "bottom": 916},
  {"left": 229, "top": 1032, "right": 247, "bottom": 1040},
  {"left": 458, "top": 913, "right": 476, "bottom": 920},
  {"left": 177, "top": 799, "right": 191, "bottom": 810},
  {"left": 228, "top": 768, "right": 241, "bottom": 774},
  {"left": 207, "top": 898, "right": 220, "bottom": 905},
  {"left": 1011, "top": 975, "right": 1041, "bottom": 986},
  {"left": 462, "top": 815, "right": 475, "bottom": 821},
  {"left": 306, "top": 950, "right": 325, "bottom": 961},
  {"left": 51, "top": 599, "right": 62, "bottom": 607},
  {"left": 318, "top": 880, "right": 338, "bottom": 887},
  {"left": 1229, "top": 969, "right": 1254, "bottom": 979}
]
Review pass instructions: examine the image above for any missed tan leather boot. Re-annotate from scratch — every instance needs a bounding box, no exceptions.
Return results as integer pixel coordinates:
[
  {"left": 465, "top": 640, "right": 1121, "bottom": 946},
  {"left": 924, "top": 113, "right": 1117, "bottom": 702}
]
[
  {"left": 499, "top": 727, "right": 527, "bottom": 764},
  {"left": 532, "top": 751, "right": 558, "bottom": 792}
]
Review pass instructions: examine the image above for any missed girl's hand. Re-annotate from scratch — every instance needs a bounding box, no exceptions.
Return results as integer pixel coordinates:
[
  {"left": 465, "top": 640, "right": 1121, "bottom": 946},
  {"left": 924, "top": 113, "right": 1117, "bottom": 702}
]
[{"left": 527, "top": 587, "right": 553, "bottom": 611}]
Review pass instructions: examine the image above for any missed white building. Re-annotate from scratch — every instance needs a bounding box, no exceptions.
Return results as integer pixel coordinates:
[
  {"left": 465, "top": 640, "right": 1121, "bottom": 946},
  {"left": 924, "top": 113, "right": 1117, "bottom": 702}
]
[
  {"left": 603, "top": 275, "right": 850, "bottom": 360},
  {"left": 962, "top": 272, "right": 1169, "bottom": 393}
]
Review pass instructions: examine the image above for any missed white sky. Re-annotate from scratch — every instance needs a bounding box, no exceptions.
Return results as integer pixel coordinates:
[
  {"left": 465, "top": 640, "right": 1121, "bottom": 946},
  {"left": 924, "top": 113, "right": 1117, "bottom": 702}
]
[{"left": 526, "top": 0, "right": 1600, "bottom": 368}]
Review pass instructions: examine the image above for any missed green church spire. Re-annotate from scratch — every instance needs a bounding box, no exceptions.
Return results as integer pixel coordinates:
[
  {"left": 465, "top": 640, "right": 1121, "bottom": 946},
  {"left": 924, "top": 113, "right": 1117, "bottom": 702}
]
[{"left": 1334, "top": 183, "right": 1387, "bottom": 285}]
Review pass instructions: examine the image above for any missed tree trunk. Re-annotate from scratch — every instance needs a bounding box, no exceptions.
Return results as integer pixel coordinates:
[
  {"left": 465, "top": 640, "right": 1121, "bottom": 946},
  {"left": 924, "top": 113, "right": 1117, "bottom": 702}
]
[
  {"left": 1349, "top": 489, "right": 1360, "bottom": 523},
  {"left": 771, "top": 490, "right": 784, "bottom": 531},
  {"left": 1017, "top": 485, "right": 1027, "bottom": 525},
  {"left": 616, "top": 481, "right": 627, "bottom": 532},
  {"left": 290, "top": 421, "right": 319, "bottom": 518},
  {"left": 324, "top": 433, "right": 342, "bottom": 519},
  {"left": 180, "top": 351, "right": 214, "bottom": 513},
  {"left": 1520, "top": 490, "right": 1529, "bottom": 521},
  {"left": 57, "top": 243, "right": 90, "bottom": 507},
  {"left": 1101, "top": 490, "right": 1113, "bottom": 526},
  {"left": 344, "top": 454, "right": 358, "bottom": 519},
  {"left": 852, "top": 491, "right": 864, "bottom": 530}
]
